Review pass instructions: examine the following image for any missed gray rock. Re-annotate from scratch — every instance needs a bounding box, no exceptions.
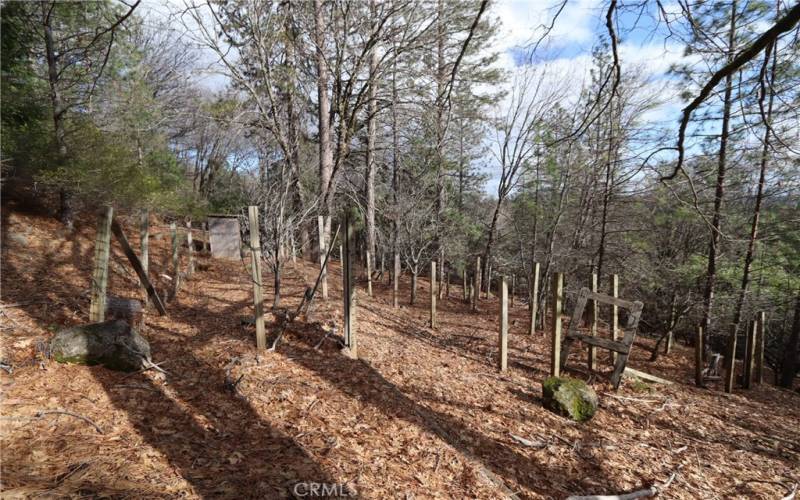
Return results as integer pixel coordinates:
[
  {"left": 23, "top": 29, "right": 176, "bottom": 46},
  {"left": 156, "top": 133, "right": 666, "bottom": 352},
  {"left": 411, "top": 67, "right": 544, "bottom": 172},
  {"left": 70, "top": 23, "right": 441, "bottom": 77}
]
[
  {"left": 7, "top": 231, "right": 28, "bottom": 246},
  {"left": 541, "top": 376, "right": 598, "bottom": 422},
  {"left": 51, "top": 320, "right": 151, "bottom": 372}
]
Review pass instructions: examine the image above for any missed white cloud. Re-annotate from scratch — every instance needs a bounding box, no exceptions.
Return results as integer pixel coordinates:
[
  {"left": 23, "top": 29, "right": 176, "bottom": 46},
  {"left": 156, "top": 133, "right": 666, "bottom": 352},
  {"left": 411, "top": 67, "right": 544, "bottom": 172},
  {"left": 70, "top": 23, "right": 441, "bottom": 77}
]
[{"left": 494, "top": 0, "right": 604, "bottom": 55}]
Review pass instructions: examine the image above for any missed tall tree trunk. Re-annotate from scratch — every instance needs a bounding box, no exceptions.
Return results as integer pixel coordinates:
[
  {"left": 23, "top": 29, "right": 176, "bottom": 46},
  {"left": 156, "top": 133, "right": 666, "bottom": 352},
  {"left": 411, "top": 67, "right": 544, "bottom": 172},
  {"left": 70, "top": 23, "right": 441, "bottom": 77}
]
[
  {"left": 728, "top": 26, "right": 776, "bottom": 379},
  {"left": 704, "top": 0, "right": 737, "bottom": 349},
  {"left": 433, "top": 0, "right": 447, "bottom": 269},
  {"left": 390, "top": 42, "right": 400, "bottom": 263},
  {"left": 42, "top": 3, "right": 74, "bottom": 229},
  {"left": 365, "top": 0, "right": 378, "bottom": 258},
  {"left": 595, "top": 105, "right": 615, "bottom": 281},
  {"left": 284, "top": 3, "right": 309, "bottom": 259},
  {"left": 714, "top": 2, "right": 737, "bottom": 392},
  {"left": 529, "top": 154, "right": 540, "bottom": 312},
  {"left": 314, "top": 0, "right": 333, "bottom": 244}
]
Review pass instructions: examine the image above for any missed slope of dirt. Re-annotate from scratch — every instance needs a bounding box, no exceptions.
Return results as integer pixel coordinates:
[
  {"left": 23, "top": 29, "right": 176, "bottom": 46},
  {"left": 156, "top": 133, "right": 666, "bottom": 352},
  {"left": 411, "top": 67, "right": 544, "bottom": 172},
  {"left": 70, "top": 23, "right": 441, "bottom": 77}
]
[{"left": 2, "top": 208, "right": 799, "bottom": 499}]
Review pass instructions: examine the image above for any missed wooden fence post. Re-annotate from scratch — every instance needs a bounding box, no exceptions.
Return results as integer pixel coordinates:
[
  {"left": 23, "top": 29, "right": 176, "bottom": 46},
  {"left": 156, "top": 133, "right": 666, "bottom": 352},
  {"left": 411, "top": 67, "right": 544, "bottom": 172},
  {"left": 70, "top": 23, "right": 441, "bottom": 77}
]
[
  {"left": 744, "top": 320, "right": 757, "bottom": 389},
  {"left": 170, "top": 222, "right": 181, "bottom": 300},
  {"left": 342, "top": 212, "right": 357, "bottom": 357},
  {"left": 755, "top": 311, "right": 765, "bottom": 384},
  {"left": 588, "top": 272, "right": 598, "bottom": 371},
  {"left": 695, "top": 326, "right": 704, "bottom": 387},
  {"left": 430, "top": 261, "right": 437, "bottom": 328},
  {"left": 393, "top": 253, "right": 400, "bottom": 308},
  {"left": 445, "top": 263, "right": 450, "bottom": 298},
  {"left": 462, "top": 267, "right": 468, "bottom": 302},
  {"left": 438, "top": 249, "right": 445, "bottom": 300},
  {"left": 610, "top": 274, "right": 619, "bottom": 365},
  {"left": 724, "top": 324, "right": 738, "bottom": 393},
  {"left": 499, "top": 276, "right": 508, "bottom": 372},
  {"left": 89, "top": 206, "right": 114, "bottom": 323},
  {"left": 472, "top": 256, "right": 481, "bottom": 312},
  {"left": 529, "top": 262, "right": 539, "bottom": 335},
  {"left": 318, "top": 216, "right": 328, "bottom": 300},
  {"left": 186, "top": 220, "right": 195, "bottom": 278},
  {"left": 366, "top": 250, "right": 373, "bottom": 297},
  {"left": 550, "top": 272, "right": 564, "bottom": 377},
  {"left": 248, "top": 206, "right": 266, "bottom": 350},
  {"left": 486, "top": 264, "right": 492, "bottom": 299},
  {"left": 510, "top": 275, "right": 516, "bottom": 308}
]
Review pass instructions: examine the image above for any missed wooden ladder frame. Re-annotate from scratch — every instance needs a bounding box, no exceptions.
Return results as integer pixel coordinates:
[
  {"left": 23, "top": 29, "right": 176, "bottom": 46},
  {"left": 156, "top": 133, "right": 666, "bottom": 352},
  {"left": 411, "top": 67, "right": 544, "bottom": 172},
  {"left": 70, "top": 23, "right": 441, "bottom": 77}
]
[{"left": 560, "top": 287, "right": 644, "bottom": 389}]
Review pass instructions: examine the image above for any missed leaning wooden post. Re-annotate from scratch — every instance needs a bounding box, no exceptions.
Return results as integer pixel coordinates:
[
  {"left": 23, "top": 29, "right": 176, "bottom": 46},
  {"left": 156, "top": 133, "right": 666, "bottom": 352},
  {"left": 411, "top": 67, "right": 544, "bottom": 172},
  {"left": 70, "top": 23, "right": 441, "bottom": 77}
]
[
  {"left": 695, "top": 326, "right": 704, "bottom": 387},
  {"left": 724, "top": 324, "right": 738, "bottom": 393},
  {"left": 743, "top": 320, "right": 757, "bottom": 389},
  {"left": 248, "top": 206, "right": 266, "bottom": 350},
  {"left": 472, "top": 256, "right": 481, "bottom": 312},
  {"left": 430, "top": 261, "right": 437, "bottom": 329},
  {"left": 462, "top": 267, "right": 468, "bottom": 302},
  {"left": 610, "top": 274, "right": 619, "bottom": 365},
  {"left": 139, "top": 209, "right": 149, "bottom": 304},
  {"left": 186, "top": 220, "right": 195, "bottom": 278},
  {"left": 588, "top": 272, "right": 598, "bottom": 371},
  {"left": 755, "top": 311, "right": 765, "bottom": 385},
  {"left": 499, "top": 276, "right": 508, "bottom": 372},
  {"left": 529, "top": 262, "right": 540, "bottom": 335},
  {"left": 318, "top": 216, "right": 328, "bottom": 300},
  {"left": 342, "top": 212, "right": 357, "bottom": 357},
  {"left": 366, "top": 250, "right": 373, "bottom": 297},
  {"left": 170, "top": 222, "right": 181, "bottom": 299},
  {"left": 549, "top": 272, "right": 564, "bottom": 377},
  {"left": 89, "top": 205, "right": 114, "bottom": 322},
  {"left": 110, "top": 219, "right": 166, "bottom": 315}
]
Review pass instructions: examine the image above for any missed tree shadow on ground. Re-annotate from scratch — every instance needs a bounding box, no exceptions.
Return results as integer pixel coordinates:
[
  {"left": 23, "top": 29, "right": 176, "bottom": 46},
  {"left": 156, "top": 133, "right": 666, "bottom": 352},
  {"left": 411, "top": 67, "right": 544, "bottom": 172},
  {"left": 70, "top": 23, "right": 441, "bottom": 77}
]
[
  {"left": 275, "top": 322, "right": 613, "bottom": 498},
  {"left": 1, "top": 214, "right": 336, "bottom": 498}
]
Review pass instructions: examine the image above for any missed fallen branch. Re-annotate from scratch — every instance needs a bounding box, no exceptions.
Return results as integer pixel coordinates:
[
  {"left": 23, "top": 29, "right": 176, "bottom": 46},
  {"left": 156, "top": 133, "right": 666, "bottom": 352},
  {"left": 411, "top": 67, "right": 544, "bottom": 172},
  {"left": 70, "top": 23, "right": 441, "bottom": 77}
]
[
  {"left": 566, "top": 465, "right": 682, "bottom": 500},
  {"left": 314, "top": 327, "right": 336, "bottom": 350},
  {"left": 623, "top": 367, "right": 673, "bottom": 385},
  {"left": 269, "top": 224, "right": 341, "bottom": 352},
  {"left": 509, "top": 433, "right": 546, "bottom": 449},
  {"left": 34, "top": 409, "right": 104, "bottom": 434}
]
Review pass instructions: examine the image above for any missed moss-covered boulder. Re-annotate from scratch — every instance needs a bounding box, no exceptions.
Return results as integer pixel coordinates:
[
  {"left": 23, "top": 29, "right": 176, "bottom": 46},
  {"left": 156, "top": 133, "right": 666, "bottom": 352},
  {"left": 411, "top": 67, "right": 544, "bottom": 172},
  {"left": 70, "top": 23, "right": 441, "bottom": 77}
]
[
  {"left": 51, "top": 320, "right": 151, "bottom": 372},
  {"left": 541, "top": 376, "right": 598, "bottom": 422}
]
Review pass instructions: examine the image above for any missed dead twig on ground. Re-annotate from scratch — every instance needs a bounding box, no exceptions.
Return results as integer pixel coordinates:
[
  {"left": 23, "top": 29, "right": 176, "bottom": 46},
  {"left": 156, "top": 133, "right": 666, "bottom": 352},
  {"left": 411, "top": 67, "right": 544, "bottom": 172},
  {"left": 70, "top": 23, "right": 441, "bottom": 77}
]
[
  {"left": 27, "top": 409, "right": 104, "bottom": 434},
  {"left": 122, "top": 359, "right": 169, "bottom": 379},
  {"left": 509, "top": 433, "right": 547, "bottom": 449},
  {"left": 566, "top": 465, "right": 683, "bottom": 500}
]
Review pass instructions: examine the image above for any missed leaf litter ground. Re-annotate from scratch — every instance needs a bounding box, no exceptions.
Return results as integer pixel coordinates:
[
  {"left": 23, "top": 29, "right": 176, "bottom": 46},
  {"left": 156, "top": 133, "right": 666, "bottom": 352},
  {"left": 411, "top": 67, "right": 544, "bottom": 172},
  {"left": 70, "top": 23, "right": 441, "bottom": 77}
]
[{"left": 1, "top": 208, "right": 798, "bottom": 498}]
